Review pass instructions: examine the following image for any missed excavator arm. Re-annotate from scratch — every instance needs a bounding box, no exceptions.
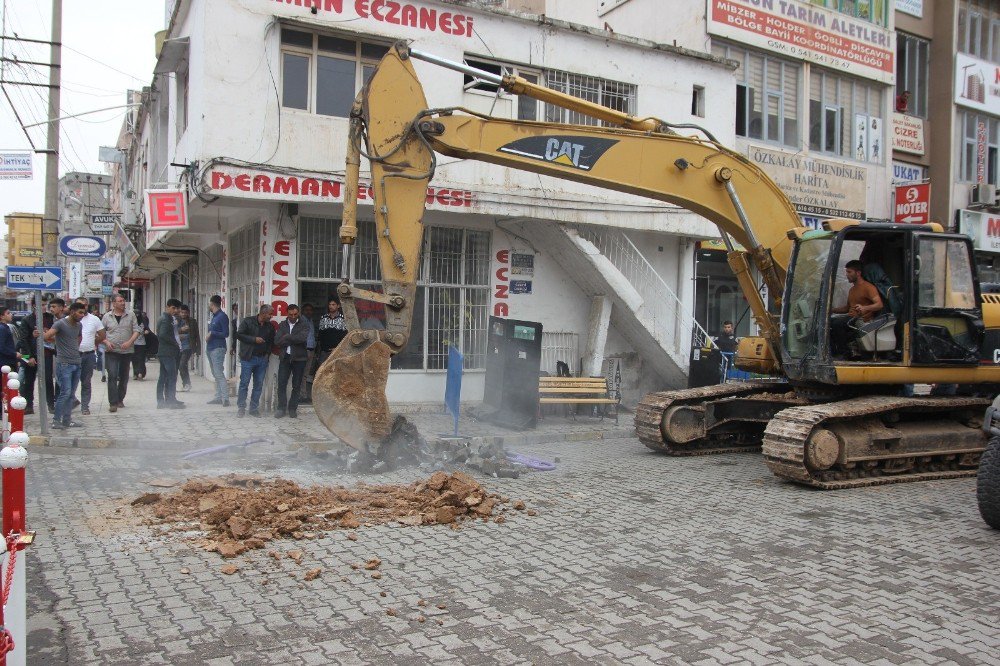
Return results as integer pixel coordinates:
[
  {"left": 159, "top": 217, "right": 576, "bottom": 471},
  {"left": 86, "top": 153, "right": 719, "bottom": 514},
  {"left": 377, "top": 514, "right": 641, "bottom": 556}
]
[{"left": 313, "top": 43, "right": 805, "bottom": 451}]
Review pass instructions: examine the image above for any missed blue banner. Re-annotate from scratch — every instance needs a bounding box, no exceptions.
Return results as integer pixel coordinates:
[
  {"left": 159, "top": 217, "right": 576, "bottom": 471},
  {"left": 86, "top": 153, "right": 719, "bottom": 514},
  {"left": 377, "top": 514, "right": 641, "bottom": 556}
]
[{"left": 444, "top": 345, "right": 463, "bottom": 436}]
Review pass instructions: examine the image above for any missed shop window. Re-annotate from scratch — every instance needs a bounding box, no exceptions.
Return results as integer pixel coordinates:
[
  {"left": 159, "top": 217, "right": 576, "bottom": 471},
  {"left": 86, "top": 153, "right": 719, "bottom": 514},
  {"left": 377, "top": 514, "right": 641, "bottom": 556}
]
[
  {"left": 895, "top": 34, "right": 929, "bottom": 119},
  {"left": 712, "top": 42, "right": 799, "bottom": 148},
  {"left": 543, "top": 70, "right": 636, "bottom": 127},
  {"left": 960, "top": 1, "right": 1000, "bottom": 63},
  {"left": 298, "top": 217, "right": 490, "bottom": 370},
  {"left": 808, "top": 69, "right": 882, "bottom": 163},
  {"left": 463, "top": 57, "right": 542, "bottom": 121},
  {"left": 280, "top": 28, "right": 388, "bottom": 117}
]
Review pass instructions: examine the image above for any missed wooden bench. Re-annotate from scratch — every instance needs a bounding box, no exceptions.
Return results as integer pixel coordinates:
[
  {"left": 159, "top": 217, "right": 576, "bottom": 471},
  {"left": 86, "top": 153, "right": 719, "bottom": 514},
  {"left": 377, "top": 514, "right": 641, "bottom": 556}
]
[{"left": 538, "top": 376, "right": 619, "bottom": 423}]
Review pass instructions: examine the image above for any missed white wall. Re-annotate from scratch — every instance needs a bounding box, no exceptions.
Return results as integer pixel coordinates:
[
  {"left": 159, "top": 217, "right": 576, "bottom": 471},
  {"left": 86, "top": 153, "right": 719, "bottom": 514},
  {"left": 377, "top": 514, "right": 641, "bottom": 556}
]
[
  {"left": 184, "top": 0, "right": 733, "bottom": 228},
  {"left": 543, "top": 0, "right": 708, "bottom": 52}
]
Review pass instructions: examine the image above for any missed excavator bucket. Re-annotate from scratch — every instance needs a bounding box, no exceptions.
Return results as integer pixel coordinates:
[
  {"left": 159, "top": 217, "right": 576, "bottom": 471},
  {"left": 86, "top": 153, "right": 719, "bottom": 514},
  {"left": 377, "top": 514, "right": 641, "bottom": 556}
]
[{"left": 311, "top": 332, "right": 394, "bottom": 451}]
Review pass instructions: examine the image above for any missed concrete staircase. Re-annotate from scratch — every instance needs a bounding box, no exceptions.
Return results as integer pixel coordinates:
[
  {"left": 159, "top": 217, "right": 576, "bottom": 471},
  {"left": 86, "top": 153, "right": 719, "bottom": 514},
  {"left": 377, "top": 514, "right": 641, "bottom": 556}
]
[{"left": 521, "top": 222, "right": 708, "bottom": 388}]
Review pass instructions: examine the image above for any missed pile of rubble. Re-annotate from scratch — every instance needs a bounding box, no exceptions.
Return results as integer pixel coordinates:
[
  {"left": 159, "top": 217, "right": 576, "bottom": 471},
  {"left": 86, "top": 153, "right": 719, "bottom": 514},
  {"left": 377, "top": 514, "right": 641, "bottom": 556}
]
[{"left": 132, "top": 471, "right": 529, "bottom": 559}]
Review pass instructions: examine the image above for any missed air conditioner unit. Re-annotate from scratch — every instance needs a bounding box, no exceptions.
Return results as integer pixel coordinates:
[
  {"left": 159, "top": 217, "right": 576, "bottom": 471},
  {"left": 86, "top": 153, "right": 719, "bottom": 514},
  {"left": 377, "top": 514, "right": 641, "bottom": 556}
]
[{"left": 971, "top": 183, "right": 997, "bottom": 205}]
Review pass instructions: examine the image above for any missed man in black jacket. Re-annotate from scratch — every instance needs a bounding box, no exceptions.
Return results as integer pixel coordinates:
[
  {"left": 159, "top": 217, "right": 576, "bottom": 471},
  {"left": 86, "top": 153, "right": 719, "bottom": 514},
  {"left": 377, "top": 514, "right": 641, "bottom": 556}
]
[
  {"left": 274, "top": 304, "right": 310, "bottom": 419},
  {"left": 156, "top": 298, "right": 184, "bottom": 409},
  {"left": 235, "top": 304, "right": 274, "bottom": 417}
]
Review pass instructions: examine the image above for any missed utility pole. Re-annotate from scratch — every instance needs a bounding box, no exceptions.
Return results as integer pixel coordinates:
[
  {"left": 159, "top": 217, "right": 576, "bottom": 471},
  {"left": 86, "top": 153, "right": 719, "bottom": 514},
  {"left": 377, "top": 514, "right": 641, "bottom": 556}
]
[{"left": 41, "top": 0, "right": 62, "bottom": 263}]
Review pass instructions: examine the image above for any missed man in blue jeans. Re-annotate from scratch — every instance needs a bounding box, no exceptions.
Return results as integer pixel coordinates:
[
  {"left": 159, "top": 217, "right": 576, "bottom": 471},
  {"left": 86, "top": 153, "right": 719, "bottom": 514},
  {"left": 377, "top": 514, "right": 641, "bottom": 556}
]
[
  {"left": 44, "top": 302, "right": 87, "bottom": 429},
  {"left": 156, "top": 298, "right": 185, "bottom": 409},
  {"left": 205, "top": 294, "right": 231, "bottom": 406},
  {"left": 235, "top": 304, "right": 274, "bottom": 417}
]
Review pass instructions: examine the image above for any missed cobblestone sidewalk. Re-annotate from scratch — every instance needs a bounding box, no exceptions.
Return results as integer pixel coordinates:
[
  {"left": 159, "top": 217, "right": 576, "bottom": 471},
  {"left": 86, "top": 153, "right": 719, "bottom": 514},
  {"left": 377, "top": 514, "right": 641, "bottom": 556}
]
[
  {"left": 21, "top": 361, "right": 631, "bottom": 451},
  {"left": 22, "top": 431, "right": 1000, "bottom": 664}
]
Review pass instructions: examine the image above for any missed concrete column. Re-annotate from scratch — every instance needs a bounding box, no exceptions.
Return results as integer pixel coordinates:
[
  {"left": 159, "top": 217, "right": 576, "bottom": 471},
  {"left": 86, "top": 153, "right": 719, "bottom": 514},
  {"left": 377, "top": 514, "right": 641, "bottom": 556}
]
[
  {"left": 582, "top": 295, "right": 612, "bottom": 377},
  {"left": 676, "top": 239, "right": 695, "bottom": 358}
]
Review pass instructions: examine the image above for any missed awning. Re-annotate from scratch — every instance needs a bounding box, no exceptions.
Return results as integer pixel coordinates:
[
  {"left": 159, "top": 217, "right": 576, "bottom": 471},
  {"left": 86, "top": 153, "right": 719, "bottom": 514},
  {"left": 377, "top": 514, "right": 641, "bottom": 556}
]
[
  {"left": 154, "top": 36, "right": 190, "bottom": 74},
  {"left": 127, "top": 248, "right": 197, "bottom": 278}
]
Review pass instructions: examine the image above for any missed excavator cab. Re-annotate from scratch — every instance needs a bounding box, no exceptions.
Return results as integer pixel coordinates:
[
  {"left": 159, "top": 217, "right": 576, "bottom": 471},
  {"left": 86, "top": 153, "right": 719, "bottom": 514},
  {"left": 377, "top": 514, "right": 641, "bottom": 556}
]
[{"left": 781, "top": 224, "right": 984, "bottom": 386}]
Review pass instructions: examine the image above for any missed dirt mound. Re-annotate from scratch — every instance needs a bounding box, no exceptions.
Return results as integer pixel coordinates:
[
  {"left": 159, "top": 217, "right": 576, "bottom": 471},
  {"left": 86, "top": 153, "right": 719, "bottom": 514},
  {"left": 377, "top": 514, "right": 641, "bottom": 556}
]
[{"left": 132, "top": 471, "right": 521, "bottom": 559}]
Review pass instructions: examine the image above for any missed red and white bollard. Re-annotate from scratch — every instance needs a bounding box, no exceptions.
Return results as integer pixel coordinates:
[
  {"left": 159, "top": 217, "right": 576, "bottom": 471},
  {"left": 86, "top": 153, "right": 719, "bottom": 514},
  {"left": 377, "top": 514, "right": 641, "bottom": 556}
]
[
  {"left": 1, "top": 378, "right": 20, "bottom": 446},
  {"left": 0, "top": 427, "right": 29, "bottom": 666}
]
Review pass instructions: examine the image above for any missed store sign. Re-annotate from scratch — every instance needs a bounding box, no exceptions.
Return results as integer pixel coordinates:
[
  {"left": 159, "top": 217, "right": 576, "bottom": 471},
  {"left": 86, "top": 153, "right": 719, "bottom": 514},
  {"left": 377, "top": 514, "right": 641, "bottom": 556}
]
[
  {"left": 959, "top": 209, "right": 1000, "bottom": 253},
  {"left": 493, "top": 249, "right": 510, "bottom": 317},
  {"left": 955, "top": 53, "right": 1000, "bottom": 115},
  {"left": 260, "top": 219, "right": 297, "bottom": 320},
  {"left": 891, "top": 114, "right": 925, "bottom": 155},
  {"left": 746, "top": 145, "right": 867, "bottom": 219},
  {"left": 892, "top": 161, "right": 926, "bottom": 184},
  {"left": 707, "top": 0, "right": 895, "bottom": 84},
  {"left": 207, "top": 167, "right": 475, "bottom": 209},
  {"left": 18, "top": 248, "right": 42, "bottom": 258},
  {"left": 853, "top": 114, "right": 883, "bottom": 163},
  {"left": 90, "top": 213, "right": 121, "bottom": 234},
  {"left": 894, "top": 183, "right": 930, "bottom": 224},
  {"left": 265, "top": 0, "right": 475, "bottom": 37},
  {"left": 897, "top": 0, "right": 922, "bottom": 18},
  {"left": 59, "top": 235, "right": 107, "bottom": 258},
  {"left": 0, "top": 151, "right": 32, "bottom": 180},
  {"left": 978, "top": 121, "right": 988, "bottom": 184},
  {"left": 68, "top": 262, "right": 83, "bottom": 299},
  {"left": 113, "top": 223, "right": 140, "bottom": 266},
  {"left": 145, "top": 189, "right": 188, "bottom": 231}
]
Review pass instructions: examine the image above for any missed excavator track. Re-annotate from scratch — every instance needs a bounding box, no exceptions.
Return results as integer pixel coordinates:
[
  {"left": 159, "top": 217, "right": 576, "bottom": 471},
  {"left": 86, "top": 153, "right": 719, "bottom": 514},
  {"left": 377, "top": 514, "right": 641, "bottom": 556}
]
[
  {"left": 763, "top": 395, "right": 990, "bottom": 489},
  {"left": 635, "top": 382, "right": 802, "bottom": 455}
]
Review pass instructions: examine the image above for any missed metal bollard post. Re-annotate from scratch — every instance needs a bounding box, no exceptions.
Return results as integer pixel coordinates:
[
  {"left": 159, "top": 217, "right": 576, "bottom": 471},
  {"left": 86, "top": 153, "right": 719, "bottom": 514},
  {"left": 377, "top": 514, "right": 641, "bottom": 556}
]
[{"left": 1, "top": 431, "right": 29, "bottom": 666}]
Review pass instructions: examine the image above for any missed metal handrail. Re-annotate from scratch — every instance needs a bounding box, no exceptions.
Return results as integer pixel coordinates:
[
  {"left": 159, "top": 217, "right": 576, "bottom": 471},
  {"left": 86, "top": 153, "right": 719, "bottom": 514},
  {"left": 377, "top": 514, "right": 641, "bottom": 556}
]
[{"left": 575, "top": 226, "right": 713, "bottom": 359}]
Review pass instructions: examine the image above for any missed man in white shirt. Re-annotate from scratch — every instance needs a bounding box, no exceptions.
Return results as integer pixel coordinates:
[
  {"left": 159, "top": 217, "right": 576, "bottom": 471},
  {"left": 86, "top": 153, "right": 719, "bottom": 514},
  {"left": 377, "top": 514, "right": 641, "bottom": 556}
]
[{"left": 74, "top": 297, "right": 106, "bottom": 416}]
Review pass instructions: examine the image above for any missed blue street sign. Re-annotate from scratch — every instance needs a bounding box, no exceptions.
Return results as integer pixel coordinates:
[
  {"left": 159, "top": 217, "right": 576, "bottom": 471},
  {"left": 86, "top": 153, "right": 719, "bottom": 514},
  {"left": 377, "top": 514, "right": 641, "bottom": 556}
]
[
  {"left": 6, "top": 266, "right": 63, "bottom": 291},
  {"left": 59, "top": 235, "right": 106, "bottom": 258}
]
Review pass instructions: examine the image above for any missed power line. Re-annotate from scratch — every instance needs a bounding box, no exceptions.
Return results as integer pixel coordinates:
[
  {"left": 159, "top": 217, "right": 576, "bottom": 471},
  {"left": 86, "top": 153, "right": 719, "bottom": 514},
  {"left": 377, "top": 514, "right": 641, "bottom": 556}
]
[{"left": 62, "top": 43, "right": 145, "bottom": 83}]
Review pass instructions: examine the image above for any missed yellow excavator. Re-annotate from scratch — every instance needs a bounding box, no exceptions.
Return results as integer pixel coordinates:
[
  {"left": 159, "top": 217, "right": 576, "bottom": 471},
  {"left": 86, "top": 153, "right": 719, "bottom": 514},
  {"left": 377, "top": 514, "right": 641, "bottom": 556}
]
[{"left": 312, "top": 42, "right": 1000, "bottom": 488}]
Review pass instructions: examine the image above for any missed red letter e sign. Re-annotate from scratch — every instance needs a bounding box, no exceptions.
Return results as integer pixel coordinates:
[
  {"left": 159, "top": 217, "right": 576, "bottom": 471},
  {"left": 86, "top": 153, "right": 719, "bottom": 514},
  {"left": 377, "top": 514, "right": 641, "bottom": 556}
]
[{"left": 145, "top": 189, "right": 189, "bottom": 231}]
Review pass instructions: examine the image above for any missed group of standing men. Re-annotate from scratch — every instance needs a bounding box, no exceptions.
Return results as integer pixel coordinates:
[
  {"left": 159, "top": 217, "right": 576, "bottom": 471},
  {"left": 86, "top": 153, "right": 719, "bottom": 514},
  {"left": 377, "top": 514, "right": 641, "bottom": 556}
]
[
  {"left": 230, "top": 295, "right": 347, "bottom": 417},
  {"left": 0, "top": 294, "right": 145, "bottom": 428},
  {"left": 0, "top": 291, "right": 351, "bottom": 425}
]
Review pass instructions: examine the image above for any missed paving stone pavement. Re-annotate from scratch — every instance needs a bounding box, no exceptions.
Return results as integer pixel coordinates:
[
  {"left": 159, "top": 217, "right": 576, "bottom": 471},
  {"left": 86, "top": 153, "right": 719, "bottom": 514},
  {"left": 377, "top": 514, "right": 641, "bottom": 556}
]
[
  {"left": 19, "top": 405, "right": 1000, "bottom": 664},
  {"left": 21, "top": 362, "right": 630, "bottom": 451}
]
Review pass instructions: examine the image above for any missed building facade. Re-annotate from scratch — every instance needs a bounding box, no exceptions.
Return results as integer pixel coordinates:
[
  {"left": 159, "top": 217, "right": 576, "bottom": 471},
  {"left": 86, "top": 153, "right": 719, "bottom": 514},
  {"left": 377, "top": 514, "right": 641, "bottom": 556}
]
[
  {"left": 113, "top": 0, "right": 745, "bottom": 406},
  {"left": 695, "top": 0, "right": 897, "bottom": 337},
  {"left": 911, "top": 0, "right": 1000, "bottom": 284},
  {"left": 4, "top": 213, "right": 43, "bottom": 268}
]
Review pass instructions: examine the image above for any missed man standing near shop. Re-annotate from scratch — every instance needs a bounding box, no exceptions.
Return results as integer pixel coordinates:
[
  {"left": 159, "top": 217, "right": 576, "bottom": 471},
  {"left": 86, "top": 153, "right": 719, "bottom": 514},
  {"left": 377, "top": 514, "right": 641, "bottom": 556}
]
[
  {"left": 235, "top": 304, "right": 275, "bottom": 417},
  {"left": 274, "top": 304, "right": 310, "bottom": 419},
  {"left": 74, "top": 297, "right": 106, "bottom": 416},
  {"left": 205, "top": 295, "right": 230, "bottom": 406},
  {"left": 156, "top": 298, "right": 185, "bottom": 409},
  {"left": 44, "top": 302, "right": 86, "bottom": 429},
  {"left": 177, "top": 304, "right": 201, "bottom": 392},
  {"left": 101, "top": 294, "right": 141, "bottom": 413}
]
